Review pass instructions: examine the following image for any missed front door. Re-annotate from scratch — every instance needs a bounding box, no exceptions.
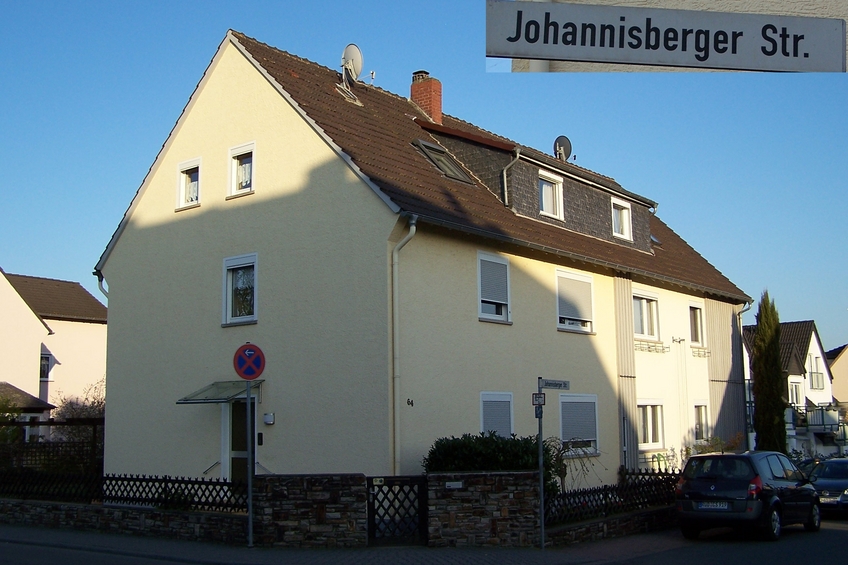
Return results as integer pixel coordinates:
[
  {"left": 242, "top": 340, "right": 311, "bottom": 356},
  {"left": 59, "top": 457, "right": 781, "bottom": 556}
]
[{"left": 229, "top": 400, "right": 255, "bottom": 483}]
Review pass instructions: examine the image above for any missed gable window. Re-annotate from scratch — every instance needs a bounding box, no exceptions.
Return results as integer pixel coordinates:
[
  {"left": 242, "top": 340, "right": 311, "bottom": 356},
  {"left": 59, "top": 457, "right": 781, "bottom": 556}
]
[
  {"left": 560, "top": 393, "right": 598, "bottom": 454},
  {"left": 557, "top": 270, "right": 593, "bottom": 333},
  {"left": 694, "top": 404, "right": 708, "bottom": 441},
  {"left": 611, "top": 197, "right": 632, "bottom": 240},
  {"left": 478, "top": 252, "right": 510, "bottom": 323},
  {"left": 40, "top": 355, "right": 51, "bottom": 381},
  {"left": 480, "top": 392, "right": 513, "bottom": 437},
  {"left": 809, "top": 356, "right": 825, "bottom": 390},
  {"left": 223, "top": 254, "right": 257, "bottom": 325},
  {"left": 689, "top": 305, "right": 704, "bottom": 346},
  {"left": 229, "top": 142, "right": 255, "bottom": 197},
  {"left": 539, "top": 170, "right": 563, "bottom": 220},
  {"left": 633, "top": 293, "right": 659, "bottom": 340},
  {"left": 637, "top": 402, "right": 663, "bottom": 449},
  {"left": 177, "top": 158, "right": 201, "bottom": 209},
  {"left": 414, "top": 140, "right": 473, "bottom": 183}
]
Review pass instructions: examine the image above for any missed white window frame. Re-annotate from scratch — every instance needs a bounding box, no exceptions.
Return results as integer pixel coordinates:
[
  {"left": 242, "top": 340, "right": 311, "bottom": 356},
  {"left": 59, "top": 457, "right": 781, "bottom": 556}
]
[
  {"left": 633, "top": 291, "right": 659, "bottom": 340},
  {"left": 177, "top": 157, "right": 201, "bottom": 209},
  {"left": 39, "top": 354, "right": 52, "bottom": 382},
  {"left": 809, "top": 356, "right": 825, "bottom": 390},
  {"left": 788, "top": 381, "right": 803, "bottom": 407},
  {"left": 478, "top": 252, "right": 511, "bottom": 324},
  {"left": 560, "top": 393, "right": 599, "bottom": 455},
  {"left": 694, "top": 403, "right": 708, "bottom": 442},
  {"left": 611, "top": 197, "right": 632, "bottom": 241},
  {"left": 556, "top": 270, "right": 593, "bottom": 333},
  {"left": 689, "top": 303, "right": 705, "bottom": 346},
  {"left": 228, "top": 142, "right": 255, "bottom": 197},
  {"left": 222, "top": 253, "right": 258, "bottom": 326},
  {"left": 637, "top": 401, "right": 663, "bottom": 450},
  {"left": 480, "top": 392, "right": 514, "bottom": 437},
  {"left": 538, "top": 170, "right": 564, "bottom": 220}
]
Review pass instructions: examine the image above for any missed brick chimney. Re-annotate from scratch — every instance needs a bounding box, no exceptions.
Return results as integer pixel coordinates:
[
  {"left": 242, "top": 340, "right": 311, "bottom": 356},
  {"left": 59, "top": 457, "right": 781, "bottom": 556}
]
[{"left": 410, "top": 70, "right": 442, "bottom": 125}]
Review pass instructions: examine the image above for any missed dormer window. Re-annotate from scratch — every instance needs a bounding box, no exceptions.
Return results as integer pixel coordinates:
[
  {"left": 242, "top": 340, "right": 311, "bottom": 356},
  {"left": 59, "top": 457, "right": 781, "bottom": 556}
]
[
  {"left": 611, "top": 197, "right": 632, "bottom": 241},
  {"left": 538, "top": 170, "right": 563, "bottom": 220},
  {"left": 414, "top": 140, "right": 473, "bottom": 183}
]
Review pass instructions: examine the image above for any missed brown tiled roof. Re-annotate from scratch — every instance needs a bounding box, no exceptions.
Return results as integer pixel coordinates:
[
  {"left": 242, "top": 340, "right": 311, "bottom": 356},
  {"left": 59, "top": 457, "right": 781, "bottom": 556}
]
[
  {"left": 0, "top": 382, "right": 54, "bottom": 412},
  {"left": 5, "top": 273, "right": 106, "bottom": 324},
  {"left": 743, "top": 321, "right": 819, "bottom": 374},
  {"left": 230, "top": 32, "right": 749, "bottom": 303}
]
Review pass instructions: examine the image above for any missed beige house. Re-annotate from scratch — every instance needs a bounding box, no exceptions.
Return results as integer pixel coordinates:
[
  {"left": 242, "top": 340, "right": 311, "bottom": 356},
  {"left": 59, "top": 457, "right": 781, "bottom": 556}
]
[
  {"left": 96, "top": 31, "right": 749, "bottom": 483},
  {"left": 827, "top": 344, "right": 848, "bottom": 423},
  {"left": 0, "top": 269, "right": 107, "bottom": 408}
]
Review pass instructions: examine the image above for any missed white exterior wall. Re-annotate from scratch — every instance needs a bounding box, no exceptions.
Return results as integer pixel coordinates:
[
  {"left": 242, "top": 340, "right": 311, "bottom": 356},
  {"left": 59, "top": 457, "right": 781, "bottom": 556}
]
[
  {"left": 513, "top": 0, "right": 848, "bottom": 72},
  {"left": 0, "top": 274, "right": 49, "bottom": 397},
  {"left": 101, "top": 41, "right": 398, "bottom": 478},
  {"left": 41, "top": 319, "right": 107, "bottom": 403},
  {"left": 631, "top": 281, "right": 711, "bottom": 465},
  {"left": 803, "top": 332, "right": 834, "bottom": 407},
  {"left": 397, "top": 229, "right": 621, "bottom": 485}
]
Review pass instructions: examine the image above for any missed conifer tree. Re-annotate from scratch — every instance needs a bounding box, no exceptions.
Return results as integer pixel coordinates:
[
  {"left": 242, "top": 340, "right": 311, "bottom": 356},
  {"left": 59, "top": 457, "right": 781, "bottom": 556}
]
[{"left": 751, "top": 290, "right": 786, "bottom": 453}]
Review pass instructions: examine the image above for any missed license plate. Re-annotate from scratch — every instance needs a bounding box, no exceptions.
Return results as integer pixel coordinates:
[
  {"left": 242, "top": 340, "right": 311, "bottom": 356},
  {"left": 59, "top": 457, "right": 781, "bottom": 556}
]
[
  {"left": 698, "top": 501, "right": 729, "bottom": 510},
  {"left": 820, "top": 497, "right": 838, "bottom": 504}
]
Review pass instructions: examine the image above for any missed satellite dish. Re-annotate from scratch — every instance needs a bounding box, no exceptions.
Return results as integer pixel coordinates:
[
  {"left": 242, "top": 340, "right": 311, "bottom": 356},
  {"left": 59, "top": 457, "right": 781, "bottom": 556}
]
[
  {"left": 554, "top": 135, "right": 572, "bottom": 161},
  {"left": 341, "top": 44, "right": 363, "bottom": 85}
]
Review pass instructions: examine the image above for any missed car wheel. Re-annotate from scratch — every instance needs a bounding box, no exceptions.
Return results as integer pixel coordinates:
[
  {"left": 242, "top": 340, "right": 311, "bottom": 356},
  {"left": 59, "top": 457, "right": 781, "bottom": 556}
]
[
  {"left": 680, "top": 523, "right": 700, "bottom": 540},
  {"left": 804, "top": 503, "right": 821, "bottom": 532},
  {"left": 762, "top": 506, "right": 781, "bottom": 541}
]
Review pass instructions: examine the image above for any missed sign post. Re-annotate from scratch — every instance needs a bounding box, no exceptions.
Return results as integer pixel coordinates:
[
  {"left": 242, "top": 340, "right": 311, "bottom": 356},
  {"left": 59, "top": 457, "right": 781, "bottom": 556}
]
[
  {"left": 234, "top": 343, "right": 265, "bottom": 548},
  {"left": 536, "top": 377, "right": 569, "bottom": 550}
]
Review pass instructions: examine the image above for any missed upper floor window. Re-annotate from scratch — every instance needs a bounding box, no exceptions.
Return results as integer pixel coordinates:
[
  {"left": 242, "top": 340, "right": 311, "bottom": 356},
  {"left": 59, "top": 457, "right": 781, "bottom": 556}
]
[
  {"left": 538, "top": 170, "right": 563, "bottom": 220},
  {"left": 222, "top": 254, "right": 257, "bottom": 326},
  {"left": 557, "top": 270, "right": 593, "bottom": 333},
  {"left": 809, "top": 356, "right": 825, "bottom": 390},
  {"left": 177, "top": 158, "right": 201, "bottom": 209},
  {"left": 478, "top": 252, "right": 510, "bottom": 324},
  {"left": 40, "top": 355, "right": 51, "bottom": 381},
  {"left": 229, "top": 143, "right": 255, "bottom": 197},
  {"left": 689, "top": 305, "right": 704, "bottom": 346},
  {"left": 694, "top": 404, "right": 708, "bottom": 441},
  {"left": 560, "top": 393, "right": 598, "bottom": 454},
  {"left": 480, "top": 392, "right": 513, "bottom": 437},
  {"left": 633, "top": 293, "right": 659, "bottom": 340},
  {"left": 611, "top": 197, "right": 632, "bottom": 240}
]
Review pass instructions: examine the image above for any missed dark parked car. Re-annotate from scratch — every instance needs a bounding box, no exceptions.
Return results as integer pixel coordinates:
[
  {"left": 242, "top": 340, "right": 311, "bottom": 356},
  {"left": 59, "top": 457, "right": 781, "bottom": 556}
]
[
  {"left": 676, "top": 451, "right": 820, "bottom": 541},
  {"left": 809, "top": 458, "right": 848, "bottom": 512}
]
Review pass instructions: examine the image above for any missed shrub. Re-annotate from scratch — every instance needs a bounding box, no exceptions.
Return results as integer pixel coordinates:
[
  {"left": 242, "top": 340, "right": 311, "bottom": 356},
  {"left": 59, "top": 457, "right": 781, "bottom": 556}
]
[{"left": 422, "top": 432, "right": 558, "bottom": 494}]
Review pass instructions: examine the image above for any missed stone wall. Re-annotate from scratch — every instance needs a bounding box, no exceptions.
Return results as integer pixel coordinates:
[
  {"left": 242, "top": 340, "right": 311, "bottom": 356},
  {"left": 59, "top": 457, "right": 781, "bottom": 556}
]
[
  {"left": 253, "top": 474, "right": 368, "bottom": 548},
  {"left": 427, "top": 471, "right": 540, "bottom": 547}
]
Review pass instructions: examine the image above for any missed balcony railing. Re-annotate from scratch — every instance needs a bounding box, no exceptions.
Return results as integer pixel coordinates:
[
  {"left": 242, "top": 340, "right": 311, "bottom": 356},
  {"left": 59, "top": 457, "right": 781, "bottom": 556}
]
[{"left": 786, "top": 405, "right": 841, "bottom": 431}]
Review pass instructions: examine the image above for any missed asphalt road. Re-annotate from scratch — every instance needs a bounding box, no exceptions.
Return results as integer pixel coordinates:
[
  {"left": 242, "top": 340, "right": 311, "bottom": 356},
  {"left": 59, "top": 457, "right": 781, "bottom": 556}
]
[{"left": 1, "top": 517, "right": 846, "bottom": 565}]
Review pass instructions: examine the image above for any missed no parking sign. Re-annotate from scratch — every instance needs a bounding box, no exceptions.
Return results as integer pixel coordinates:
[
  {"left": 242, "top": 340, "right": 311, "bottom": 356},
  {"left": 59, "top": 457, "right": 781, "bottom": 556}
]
[{"left": 233, "top": 343, "right": 265, "bottom": 380}]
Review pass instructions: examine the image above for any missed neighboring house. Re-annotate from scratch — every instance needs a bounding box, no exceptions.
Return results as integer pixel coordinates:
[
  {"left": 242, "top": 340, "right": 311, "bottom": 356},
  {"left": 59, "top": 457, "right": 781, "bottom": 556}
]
[
  {"left": 95, "top": 31, "right": 749, "bottom": 483},
  {"left": 0, "top": 381, "right": 55, "bottom": 441},
  {"left": 0, "top": 269, "right": 107, "bottom": 407},
  {"left": 743, "top": 321, "right": 845, "bottom": 457},
  {"left": 827, "top": 344, "right": 848, "bottom": 424}
]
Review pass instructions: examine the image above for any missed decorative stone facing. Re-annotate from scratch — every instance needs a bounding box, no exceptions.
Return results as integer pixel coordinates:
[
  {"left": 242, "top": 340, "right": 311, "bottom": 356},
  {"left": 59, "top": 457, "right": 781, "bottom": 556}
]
[
  {"left": 427, "top": 471, "right": 540, "bottom": 548},
  {"left": 253, "top": 474, "right": 368, "bottom": 548}
]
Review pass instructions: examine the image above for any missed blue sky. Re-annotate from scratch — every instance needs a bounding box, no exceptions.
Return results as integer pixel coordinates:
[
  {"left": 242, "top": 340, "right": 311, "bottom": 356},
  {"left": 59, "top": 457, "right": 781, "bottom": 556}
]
[{"left": 1, "top": 1, "right": 846, "bottom": 350}]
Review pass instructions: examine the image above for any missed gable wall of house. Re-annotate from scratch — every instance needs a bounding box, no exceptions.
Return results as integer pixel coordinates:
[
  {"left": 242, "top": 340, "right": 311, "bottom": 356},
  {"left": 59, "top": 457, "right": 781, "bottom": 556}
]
[
  {"left": 803, "top": 332, "right": 834, "bottom": 406},
  {"left": 0, "top": 274, "right": 49, "bottom": 397},
  {"left": 101, "top": 40, "right": 399, "bottom": 478},
  {"left": 40, "top": 319, "right": 106, "bottom": 404},
  {"left": 831, "top": 349, "right": 848, "bottom": 403},
  {"left": 394, "top": 226, "right": 621, "bottom": 482}
]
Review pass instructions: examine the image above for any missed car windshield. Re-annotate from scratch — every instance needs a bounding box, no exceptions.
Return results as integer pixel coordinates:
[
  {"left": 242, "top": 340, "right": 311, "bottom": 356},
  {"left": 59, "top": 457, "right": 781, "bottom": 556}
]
[
  {"left": 812, "top": 461, "right": 848, "bottom": 480},
  {"left": 683, "top": 457, "right": 754, "bottom": 480}
]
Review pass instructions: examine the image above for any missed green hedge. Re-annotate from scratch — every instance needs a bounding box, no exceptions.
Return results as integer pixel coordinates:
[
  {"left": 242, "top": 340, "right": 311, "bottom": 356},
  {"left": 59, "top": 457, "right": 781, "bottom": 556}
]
[{"left": 422, "top": 432, "right": 558, "bottom": 494}]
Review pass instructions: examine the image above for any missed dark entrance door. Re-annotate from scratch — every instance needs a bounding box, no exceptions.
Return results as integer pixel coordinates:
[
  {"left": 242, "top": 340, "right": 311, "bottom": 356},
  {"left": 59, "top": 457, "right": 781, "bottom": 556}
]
[{"left": 367, "top": 475, "right": 428, "bottom": 546}]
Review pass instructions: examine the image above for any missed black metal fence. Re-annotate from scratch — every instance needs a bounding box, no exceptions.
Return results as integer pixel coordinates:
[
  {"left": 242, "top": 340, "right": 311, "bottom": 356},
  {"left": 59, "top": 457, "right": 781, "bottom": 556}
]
[
  {"left": 0, "top": 470, "right": 247, "bottom": 513},
  {"left": 545, "top": 467, "right": 679, "bottom": 526}
]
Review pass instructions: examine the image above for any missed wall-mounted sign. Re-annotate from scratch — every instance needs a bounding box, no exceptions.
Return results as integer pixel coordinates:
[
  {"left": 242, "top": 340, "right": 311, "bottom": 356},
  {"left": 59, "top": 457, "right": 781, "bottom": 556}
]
[{"left": 486, "top": 1, "right": 846, "bottom": 72}]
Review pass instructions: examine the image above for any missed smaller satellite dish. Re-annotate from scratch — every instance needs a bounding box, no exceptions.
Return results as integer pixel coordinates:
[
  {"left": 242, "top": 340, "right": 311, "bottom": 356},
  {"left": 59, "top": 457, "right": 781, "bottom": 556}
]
[
  {"left": 341, "top": 44, "right": 363, "bottom": 83},
  {"left": 554, "top": 135, "right": 572, "bottom": 161}
]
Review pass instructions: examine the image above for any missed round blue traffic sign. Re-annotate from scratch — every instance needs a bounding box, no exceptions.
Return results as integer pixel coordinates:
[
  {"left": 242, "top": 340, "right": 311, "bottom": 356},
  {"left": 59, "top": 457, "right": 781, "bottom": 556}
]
[{"left": 233, "top": 344, "right": 265, "bottom": 380}]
